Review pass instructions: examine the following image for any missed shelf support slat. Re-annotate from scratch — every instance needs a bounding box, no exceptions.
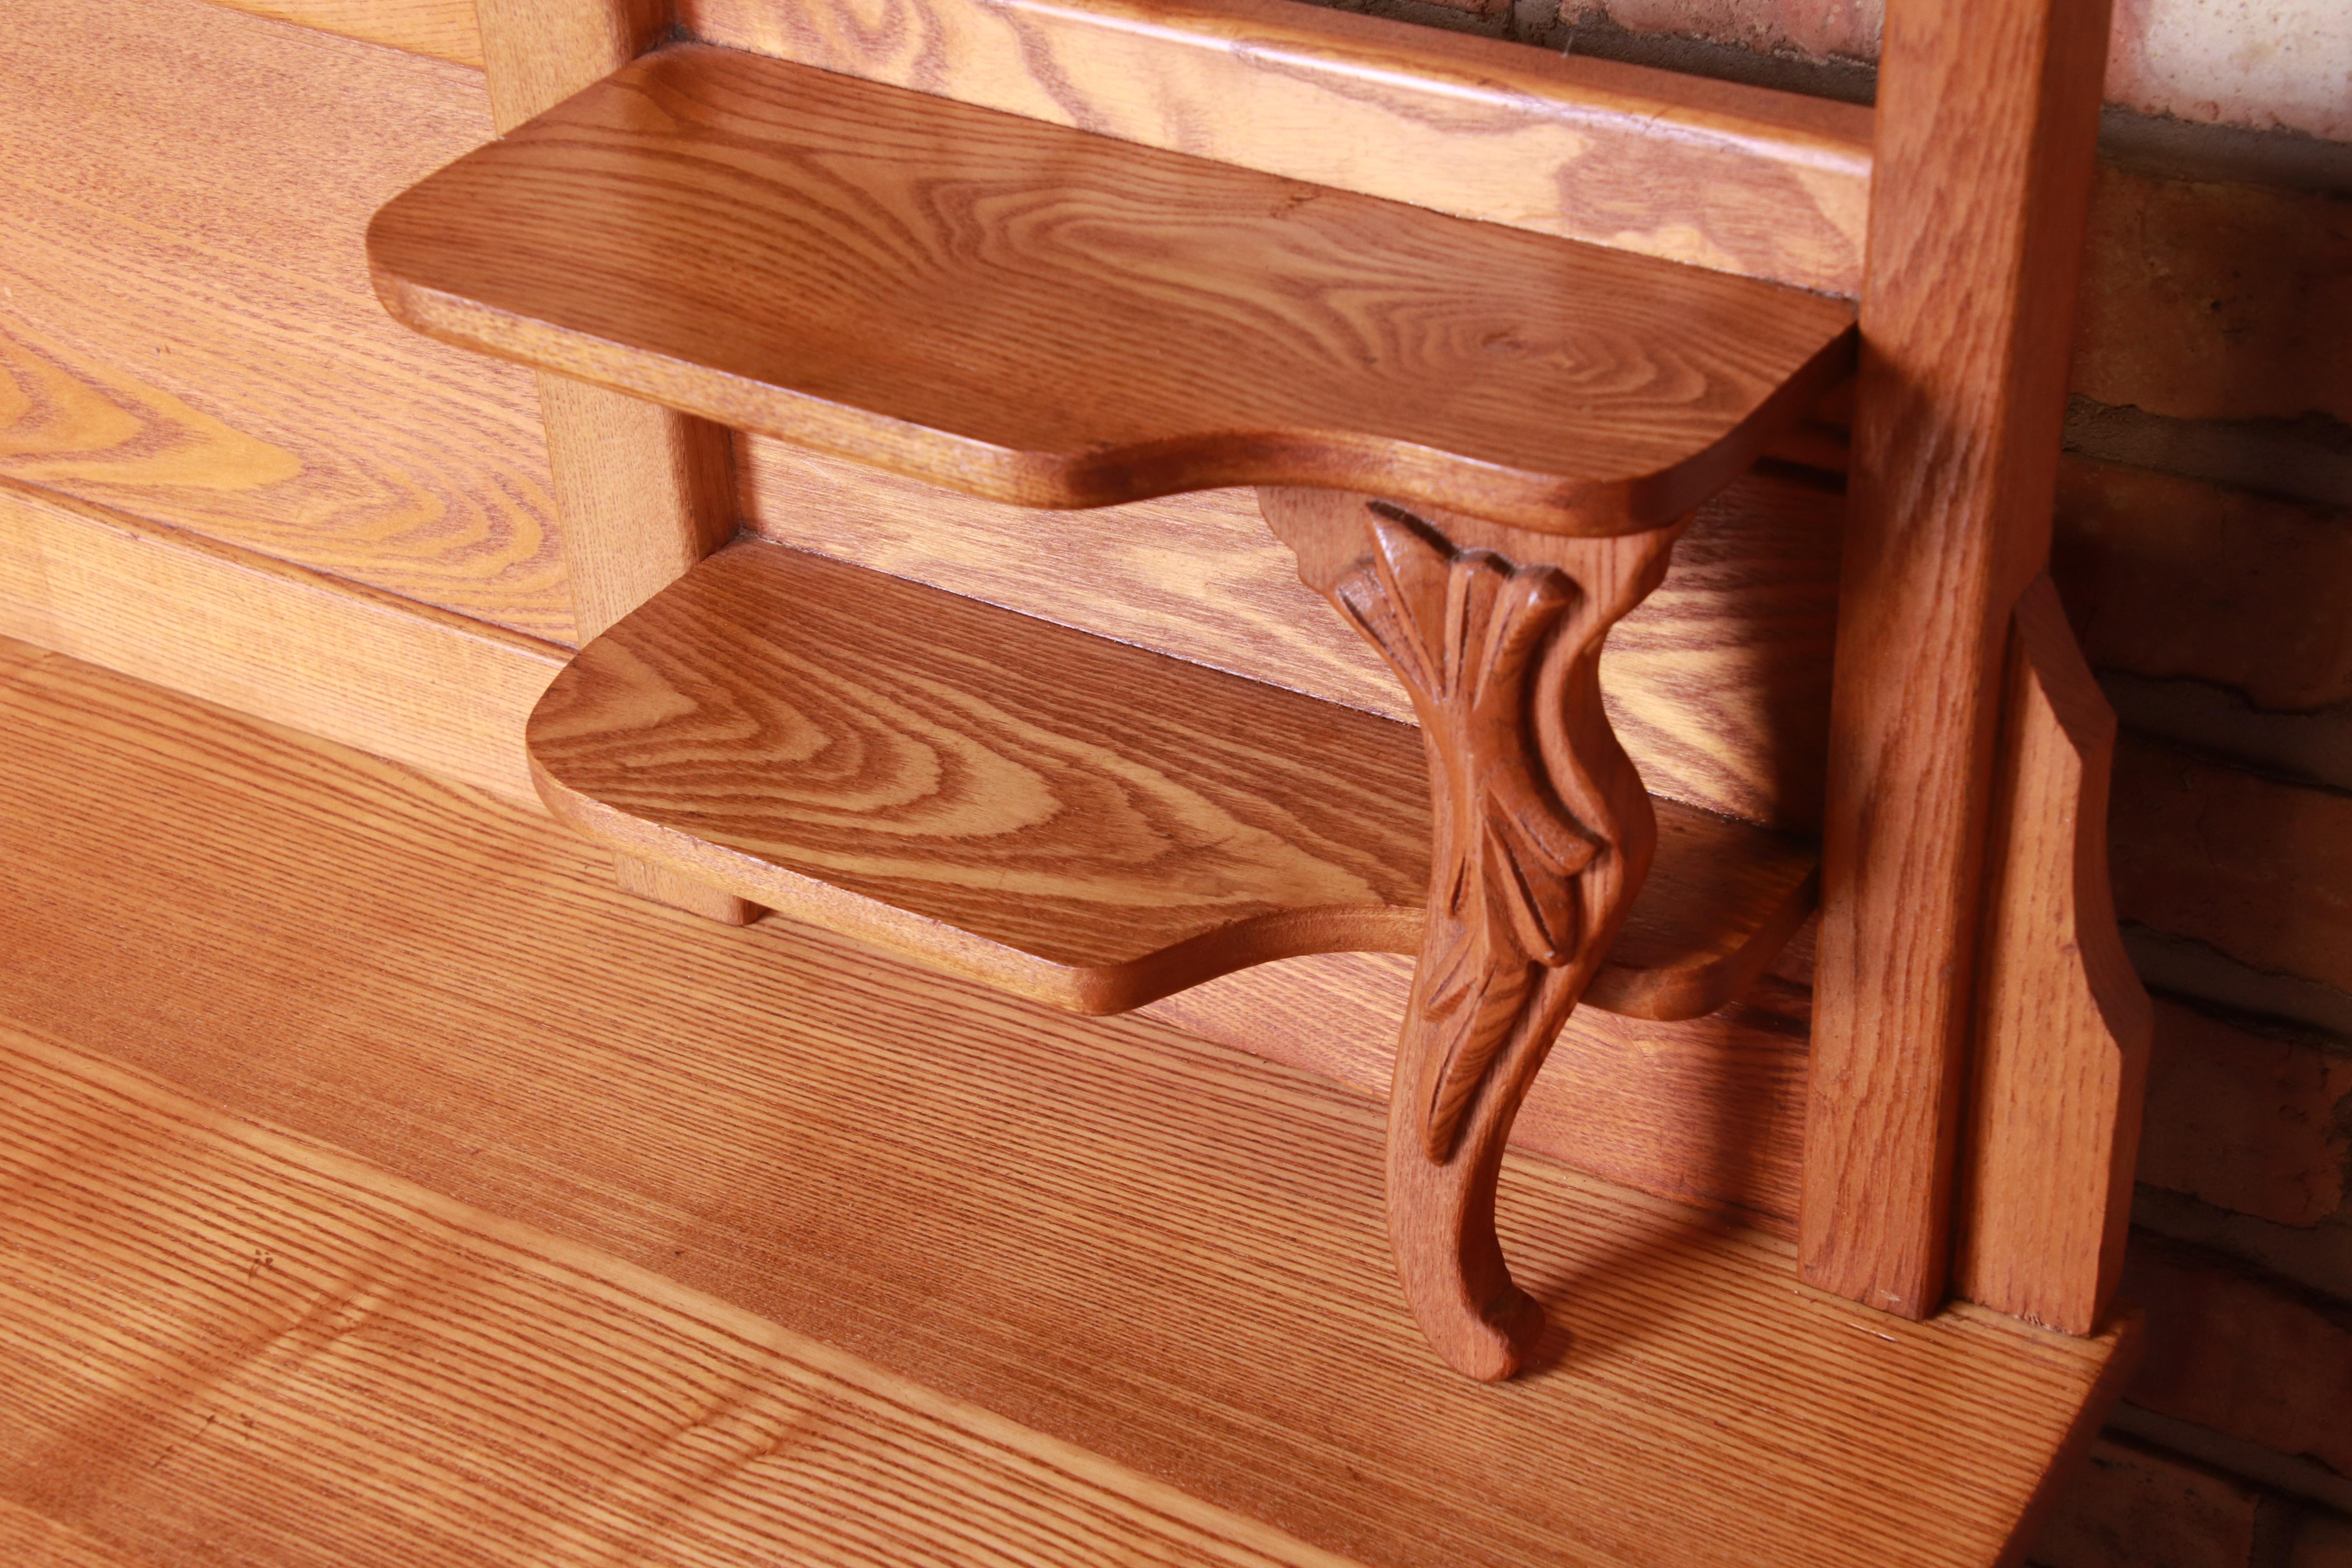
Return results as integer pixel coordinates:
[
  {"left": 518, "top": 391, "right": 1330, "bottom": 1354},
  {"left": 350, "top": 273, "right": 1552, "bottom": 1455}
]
[{"left": 1802, "top": 0, "right": 2114, "bottom": 1318}]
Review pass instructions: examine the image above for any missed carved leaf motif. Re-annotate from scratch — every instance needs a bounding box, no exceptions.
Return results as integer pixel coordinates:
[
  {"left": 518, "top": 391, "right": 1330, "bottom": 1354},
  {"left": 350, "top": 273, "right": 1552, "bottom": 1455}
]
[{"left": 1333, "top": 512, "right": 1602, "bottom": 1160}]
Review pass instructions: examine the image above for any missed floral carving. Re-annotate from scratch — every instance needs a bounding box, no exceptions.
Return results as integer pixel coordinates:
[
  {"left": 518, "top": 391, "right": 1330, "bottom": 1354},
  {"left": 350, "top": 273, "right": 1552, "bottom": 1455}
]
[
  {"left": 1262, "top": 485, "right": 1681, "bottom": 1379},
  {"left": 1329, "top": 511, "right": 1605, "bottom": 1159}
]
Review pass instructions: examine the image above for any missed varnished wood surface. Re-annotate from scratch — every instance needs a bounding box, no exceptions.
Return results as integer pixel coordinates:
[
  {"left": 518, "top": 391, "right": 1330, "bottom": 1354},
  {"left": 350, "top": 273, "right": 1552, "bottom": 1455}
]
[
  {"left": 684, "top": 0, "right": 1873, "bottom": 294},
  {"left": 739, "top": 443, "right": 1844, "bottom": 832},
  {"left": 2, "top": 0, "right": 573, "bottom": 642},
  {"left": 203, "top": 0, "right": 485, "bottom": 65},
  {"left": 0, "top": 1497, "right": 127, "bottom": 1568},
  {"left": 1956, "top": 579, "right": 2151, "bottom": 1335},
  {"left": 1802, "top": 0, "right": 2113, "bottom": 1317},
  {"left": 1265, "top": 488, "right": 1681, "bottom": 1379},
  {"left": 528, "top": 540, "right": 1817, "bottom": 1018},
  {"left": 0, "top": 642, "right": 2132, "bottom": 1568},
  {"left": 1145, "top": 952, "right": 1814, "bottom": 1235},
  {"left": 370, "top": 43, "right": 1858, "bottom": 536},
  {"left": 0, "top": 1026, "right": 1349, "bottom": 1568},
  {"left": 0, "top": 476, "right": 561, "bottom": 802},
  {"left": 469, "top": 0, "right": 747, "bottom": 918}
]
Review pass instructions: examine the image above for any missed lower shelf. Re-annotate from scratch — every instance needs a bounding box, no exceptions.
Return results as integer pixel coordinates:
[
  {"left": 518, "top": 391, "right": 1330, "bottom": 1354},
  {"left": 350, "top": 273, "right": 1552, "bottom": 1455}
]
[
  {"left": 527, "top": 539, "right": 1817, "bottom": 1019},
  {"left": 0, "top": 637, "right": 2132, "bottom": 1568}
]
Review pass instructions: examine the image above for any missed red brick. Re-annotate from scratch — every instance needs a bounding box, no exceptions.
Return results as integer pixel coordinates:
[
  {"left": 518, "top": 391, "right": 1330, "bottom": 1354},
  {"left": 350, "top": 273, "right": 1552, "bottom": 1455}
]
[
  {"left": 2110, "top": 741, "right": 2352, "bottom": 996},
  {"left": 2052, "top": 458, "right": 2352, "bottom": 713},
  {"left": 2123, "top": 1237, "right": 2352, "bottom": 1479},
  {"left": 2139, "top": 1000, "right": 2352, "bottom": 1227},
  {"left": 1595, "top": 0, "right": 1880, "bottom": 57},
  {"left": 2071, "top": 166, "right": 2352, "bottom": 426},
  {"left": 2031, "top": 1437, "right": 2260, "bottom": 1568},
  {"left": 2294, "top": 1510, "right": 2352, "bottom": 1568}
]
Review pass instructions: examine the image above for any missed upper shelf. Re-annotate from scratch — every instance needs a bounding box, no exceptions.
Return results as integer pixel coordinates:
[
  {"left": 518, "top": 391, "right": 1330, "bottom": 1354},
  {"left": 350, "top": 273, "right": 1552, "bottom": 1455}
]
[{"left": 367, "top": 42, "right": 1858, "bottom": 536}]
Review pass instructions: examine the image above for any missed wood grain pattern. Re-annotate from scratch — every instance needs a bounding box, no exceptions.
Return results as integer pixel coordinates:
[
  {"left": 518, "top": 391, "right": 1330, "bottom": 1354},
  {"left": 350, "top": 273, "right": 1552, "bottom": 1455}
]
[
  {"left": 201, "top": 0, "right": 485, "bottom": 65},
  {"left": 0, "top": 1497, "right": 128, "bottom": 1568},
  {"left": 469, "top": 0, "right": 746, "bottom": 916},
  {"left": 474, "top": 0, "right": 668, "bottom": 130},
  {"left": 0, "top": 645, "right": 2136, "bottom": 1567},
  {"left": 1802, "top": 0, "right": 2113, "bottom": 1318},
  {"left": 738, "top": 440, "right": 1844, "bottom": 831},
  {"left": 369, "top": 42, "right": 1858, "bottom": 536},
  {"left": 1, "top": 0, "right": 573, "bottom": 641},
  {"left": 1143, "top": 951, "right": 1814, "bottom": 1234},
  {"left": 615, "top": 853, "right": 764, "bottom": 924},
  {"left": 0, "top": 1027, "right": 1347, "bottom": 1568},
  {"left": 683, "top": 0, "right": 1875, "bottom": 294},
  {"left": 0, "top": 476, "right": 561, "bottom": 803},
  {"left": 528, "top": 539, "right": 1815, "bottom": 1018},
  {"left": 1266, "top": 488, "right": 1680, "bottom": 1379},
  {"left": 1956, "top": 578, "right": 2152, "bottom": 1335}
]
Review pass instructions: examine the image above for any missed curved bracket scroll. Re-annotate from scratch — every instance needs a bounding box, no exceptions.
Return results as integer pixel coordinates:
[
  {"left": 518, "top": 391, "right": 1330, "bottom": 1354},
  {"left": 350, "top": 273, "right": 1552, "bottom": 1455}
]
[{"left": 1261, "top": 487, "right": 1686, "bottom": 1380}]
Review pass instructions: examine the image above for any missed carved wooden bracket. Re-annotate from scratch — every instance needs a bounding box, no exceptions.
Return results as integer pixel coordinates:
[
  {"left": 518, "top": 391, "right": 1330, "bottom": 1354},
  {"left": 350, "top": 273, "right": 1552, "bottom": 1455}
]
[{"left": 1261, "top": 487, "right": 1686, "bottom": 1379}]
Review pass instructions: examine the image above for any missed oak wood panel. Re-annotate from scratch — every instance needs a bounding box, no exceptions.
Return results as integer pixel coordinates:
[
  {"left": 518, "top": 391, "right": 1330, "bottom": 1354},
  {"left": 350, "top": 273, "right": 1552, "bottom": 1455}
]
[
  {"left": 740, "top": 442, "right": 1843, "bottom": 831},
  {"left": 470, "top": 0, "right": 735, "bottom": 648},
  {"left": 471, "top": 0, "right": 768, "bottom": 920},
  {"left": 529, "top": 540, "right": 1816, "bottom": 1018},
  {"left": 683, "top": 0, "right": 1874, "bottom": 294},
  {"left": 0, "top": 1498, "right": 131, "bottom": 1568},
  {"left": 200, "top": 0, "right": 484, "bottom": 65},
  {"left": 369, "top": 43, "right": 1858, "bottom": 537},
  {"left": 475, "top": 0, "right": 668, "bottom": 129},
  {"left": 0, "top": 0, "right": 572, "bottom": 641},
  {"left": 0, "top": 647, "right": 2134, "bottom": 1568},
  {"left": 1956, "top": 579, "right": 2152, "bottom": 1336},
  {"left": 0, "top": 632, "right": 50, "bottom": 682},
  {"left": 1802, "top": 0, "right": 2113, "bottom": 1317},
  {"left": 0, "top": 477, "right": 560, "bottom": 802},
  {"left": 0, "top": 1028, "right": 1346, "bottom": 1568},
  {"left": 1143, "top": 953, "right": 1813, "bottom": 1234}
]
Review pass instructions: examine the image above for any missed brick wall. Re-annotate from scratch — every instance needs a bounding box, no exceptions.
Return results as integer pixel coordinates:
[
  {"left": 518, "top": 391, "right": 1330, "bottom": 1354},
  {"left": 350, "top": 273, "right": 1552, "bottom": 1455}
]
[{"left": 1289, "top": 0, "right": 2352, "bottom": 1560}]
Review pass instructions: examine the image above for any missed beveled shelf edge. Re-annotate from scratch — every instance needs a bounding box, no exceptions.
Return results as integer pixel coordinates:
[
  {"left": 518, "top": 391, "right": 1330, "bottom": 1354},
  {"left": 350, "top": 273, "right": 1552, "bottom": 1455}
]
[
  {"left": 524, "top": 543, "right": 1819, "bottom": 1022},
  {"left": 532, "top": 763, "right": 1816, "bottom": 1019},
  {"left": 530, "top": 763, "right": 1419, "bottom": 1014},
  {"left": 1588, "top": 862, "right": 1821, "bottom": 1022},
  {"left": 377, "top": 263, "right": 1859, "bottom": 544}
]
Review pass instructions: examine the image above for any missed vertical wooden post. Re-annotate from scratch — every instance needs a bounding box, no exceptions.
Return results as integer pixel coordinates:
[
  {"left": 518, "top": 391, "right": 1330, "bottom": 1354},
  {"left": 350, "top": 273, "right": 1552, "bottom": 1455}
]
[
  {"left": 474, "top": 0, "right": 757, "bottom": 924},
  {"left": 1802, "top": 0, "right": 2111, "bottom": 1314}
]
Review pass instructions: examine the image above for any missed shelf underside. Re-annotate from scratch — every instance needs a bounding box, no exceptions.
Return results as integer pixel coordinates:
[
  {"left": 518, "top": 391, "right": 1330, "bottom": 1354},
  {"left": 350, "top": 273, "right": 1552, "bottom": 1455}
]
[
  {"left": 1, "top": 637, "right": 2130, "bottom": 1568},
  {"left": 528, "top": 539, "right": 1817, "bottom": 1019},
  {"left": 366, "top": 42, "right": 1858, "bottom": 535}
]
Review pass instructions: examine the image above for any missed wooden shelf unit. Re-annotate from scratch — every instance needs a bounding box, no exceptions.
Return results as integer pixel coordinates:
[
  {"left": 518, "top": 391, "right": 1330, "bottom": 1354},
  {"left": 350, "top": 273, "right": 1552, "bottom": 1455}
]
[
  {"left": 366, "top": 30, "right": 1875, "bottom": 1387},
  {"left": 323, "top": 0, "right": 2151, "bottom": 1552}
]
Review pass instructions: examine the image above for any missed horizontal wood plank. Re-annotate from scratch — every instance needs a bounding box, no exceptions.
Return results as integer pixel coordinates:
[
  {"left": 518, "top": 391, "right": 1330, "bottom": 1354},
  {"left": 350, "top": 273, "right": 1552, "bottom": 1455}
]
[
  {"left": 528, "top": 540, "right": 1817, "bottom": 1017},
  {"left": 0, "top": 476, "right": 560, "bottom": 802},
  {"left": 740, "top": 443, "right": 1843, "bottom": 831},
  {"left": 1143, "top": 950, "right": 1813, "bottom": 1232},
  {"left": 684, "top": 0, "right": 1874, "bottom": 294},
  {"left": 369, "top": 42, "right": 1857, "bottom": 535},
  {"left": 1, "top": 0, "right": 572, "bottom": 641},
  {"left": 0, "top": 646, "right": 2132, "bottom": 1568},
  {"left": 0, "top": 1027, "right": 1347, "bottom": 1568}
]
